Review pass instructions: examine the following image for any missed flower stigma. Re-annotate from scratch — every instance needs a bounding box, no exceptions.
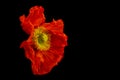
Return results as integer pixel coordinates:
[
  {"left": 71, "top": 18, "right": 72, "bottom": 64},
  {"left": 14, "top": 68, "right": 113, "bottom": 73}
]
[{"left": 33, "top": 27, "right": 51, "bottom": 51}]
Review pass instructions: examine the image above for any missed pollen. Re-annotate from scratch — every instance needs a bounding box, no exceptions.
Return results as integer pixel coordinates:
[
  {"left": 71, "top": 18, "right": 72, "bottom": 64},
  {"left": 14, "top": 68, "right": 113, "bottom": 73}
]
[{"left": 33, "top": 27, "right": 51, "bottom": 51}]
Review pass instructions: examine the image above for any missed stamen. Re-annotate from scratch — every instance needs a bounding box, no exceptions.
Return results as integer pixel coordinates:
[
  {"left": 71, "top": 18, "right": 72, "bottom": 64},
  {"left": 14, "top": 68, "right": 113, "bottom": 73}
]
[{"left": 33, "top": 27, "right": 50, "bottom": 51}]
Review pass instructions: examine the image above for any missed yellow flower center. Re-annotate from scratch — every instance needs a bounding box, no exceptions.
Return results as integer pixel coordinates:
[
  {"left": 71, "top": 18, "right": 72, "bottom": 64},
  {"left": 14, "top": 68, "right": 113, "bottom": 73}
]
[{"left": 33, "top": 27, "right": 51, "bottom": 51}]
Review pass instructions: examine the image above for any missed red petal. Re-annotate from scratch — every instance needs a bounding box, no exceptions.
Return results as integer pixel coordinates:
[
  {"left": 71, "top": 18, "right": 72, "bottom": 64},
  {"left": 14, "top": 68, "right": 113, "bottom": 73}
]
[
  {"left": 42, "top": 19, "right": 64, "bottom": 33},
  {"left": 19, "top": 6, "right": 45, "bottom": 34},
  {"left": 19, "top": 15, "right": 34, "bottom": 34},
  {"left": 20, "top": 41, "right": 35, "bottom": 62},
  {"left": 27, "top": 6, "right": 45, "bottom": 27},
  {"left": 51, "top": 33, "right": 68, "bottom": 47},
  {"left": 31, "top": 48, "right": 64, "bottom": 75},
  {"left": 51, "top": 19, "right": 64, "bottom": 32}
]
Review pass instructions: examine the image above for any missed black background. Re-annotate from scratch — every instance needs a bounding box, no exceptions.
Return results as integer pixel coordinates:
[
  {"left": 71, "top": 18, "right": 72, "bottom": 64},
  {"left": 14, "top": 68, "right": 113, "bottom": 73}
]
[{"left": 0, "top": 0, "right": 108, "bottom": 80}]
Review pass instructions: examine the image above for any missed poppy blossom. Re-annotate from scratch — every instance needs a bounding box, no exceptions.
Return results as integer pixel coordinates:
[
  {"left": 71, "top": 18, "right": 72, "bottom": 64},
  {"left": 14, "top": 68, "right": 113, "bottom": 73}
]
[{"left": 19, "top": 6, "right": 68, "bottom": 75}]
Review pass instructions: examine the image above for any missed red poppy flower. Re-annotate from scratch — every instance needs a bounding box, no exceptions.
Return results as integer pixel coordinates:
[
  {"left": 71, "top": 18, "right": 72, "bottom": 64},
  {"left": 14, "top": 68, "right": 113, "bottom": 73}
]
[{"left": 19, "top": 6, "right": 68, "bottom": 75}]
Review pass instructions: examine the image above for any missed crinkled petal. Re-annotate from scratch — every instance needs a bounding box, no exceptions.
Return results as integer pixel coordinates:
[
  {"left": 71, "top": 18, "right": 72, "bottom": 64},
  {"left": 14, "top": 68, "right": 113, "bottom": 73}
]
[
  {"left": 31, "top": 48, "right": 64, "bottom": 75},
  {"left": 51, "top": 33, "right": 68, "bottom": 47},
  {"left": 20, "top": 41, "right": 35, "bottom": 62},
  {"left": 19, "top": 6, "right": 45, "bottom": 34},
  {"left": 42, "top": 19, "right": 64, "bottom": 33},
  {"left": 19, "top": 15, "right": 34, "bottom": 34},
  {"left": 27, "top": 6, "right": 45, "bottom": 27}
]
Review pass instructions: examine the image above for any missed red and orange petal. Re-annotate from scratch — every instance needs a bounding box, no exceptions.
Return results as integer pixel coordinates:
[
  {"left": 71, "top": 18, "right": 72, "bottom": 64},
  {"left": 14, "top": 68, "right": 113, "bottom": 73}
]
[
  {"left": 19, "top": 6, "right": 45, "bottom": 34},
  {"left": 42, "top": 19, "right": 64, "bottom": 33},
  {"left": 20, "top": 41, "right": 35, "bottom": 62},
  {"left": 31, "top": 47, "right": 65, "bottom": 75},
  {"left": 28, "top": 6, "right": 45, "bottom": 27},
  {"left": 19, "top": 6, "right": 68, "bottom": 75}
]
